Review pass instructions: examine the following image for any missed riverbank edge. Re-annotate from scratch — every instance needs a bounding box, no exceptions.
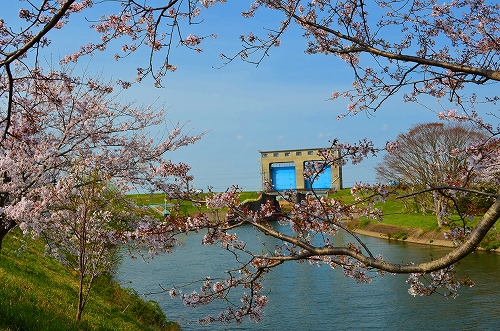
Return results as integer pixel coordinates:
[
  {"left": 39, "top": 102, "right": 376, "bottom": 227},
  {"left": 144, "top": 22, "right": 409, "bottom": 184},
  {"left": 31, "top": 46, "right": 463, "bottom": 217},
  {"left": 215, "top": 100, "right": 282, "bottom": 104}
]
[
  {"left": 351, "top": 225, "right": 454, "bottom": 247},
  {"left": 348, "top": 220, "right": 500, "bottom": 252}
]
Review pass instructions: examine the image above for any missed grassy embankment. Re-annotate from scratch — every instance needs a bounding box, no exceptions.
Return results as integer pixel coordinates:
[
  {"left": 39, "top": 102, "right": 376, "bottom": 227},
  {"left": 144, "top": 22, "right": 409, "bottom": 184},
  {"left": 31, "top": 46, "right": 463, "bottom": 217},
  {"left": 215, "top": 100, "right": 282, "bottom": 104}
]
[
  {"left": 330, "top": 188, "right": 442, "bottom": 240},
  {"left": 132, "top": 189, "right": 500, "bottom": 249},
  {"left": 0, "top": 232, "right": 181, "bottom": 331},
  {"left": 127, "top": 192, "right": 261, "bottom": 215},
  {"left": 331, "top": 188, "right": 500, "bottom": 248}
]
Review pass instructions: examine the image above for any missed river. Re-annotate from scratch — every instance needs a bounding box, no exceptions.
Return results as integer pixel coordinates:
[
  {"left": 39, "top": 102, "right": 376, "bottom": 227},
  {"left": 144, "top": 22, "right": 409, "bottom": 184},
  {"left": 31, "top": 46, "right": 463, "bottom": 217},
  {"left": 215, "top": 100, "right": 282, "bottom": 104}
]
[{"left": 116, "top": 224, "right": 500, "bottom": 330}]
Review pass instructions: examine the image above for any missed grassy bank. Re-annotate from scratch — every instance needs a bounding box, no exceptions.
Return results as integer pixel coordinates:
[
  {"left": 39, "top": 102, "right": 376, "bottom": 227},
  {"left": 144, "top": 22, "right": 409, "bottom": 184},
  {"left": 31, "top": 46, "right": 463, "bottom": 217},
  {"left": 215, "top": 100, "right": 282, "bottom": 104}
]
[
  {"left": 128, "top": 189, "right": 500, "bottom": 249},
  {"left": 335, "top": 188, "right": 500, "bottom": 250},
  {"left": 0, "top": 232, "right": 181, "bottom": 331},
  {"left": 127, "top": 192, "right": 261, "bottom": 215}
]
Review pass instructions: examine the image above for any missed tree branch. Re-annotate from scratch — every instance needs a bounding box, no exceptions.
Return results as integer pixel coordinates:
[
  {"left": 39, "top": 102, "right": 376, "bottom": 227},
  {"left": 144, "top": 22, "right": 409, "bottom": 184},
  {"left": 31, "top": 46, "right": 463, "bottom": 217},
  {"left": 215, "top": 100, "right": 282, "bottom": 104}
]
[
  {"left": 398, "top": 185, "right": 498, "bottom": 199},
  {"left": 238, "top": 197, "right": 500, "bottom": 274},
  {"left": 1, "top": 0, "right": 77, "bottom": 67},
  {"left": 290, "top": 14, "right": 500, "bottom": 82}
]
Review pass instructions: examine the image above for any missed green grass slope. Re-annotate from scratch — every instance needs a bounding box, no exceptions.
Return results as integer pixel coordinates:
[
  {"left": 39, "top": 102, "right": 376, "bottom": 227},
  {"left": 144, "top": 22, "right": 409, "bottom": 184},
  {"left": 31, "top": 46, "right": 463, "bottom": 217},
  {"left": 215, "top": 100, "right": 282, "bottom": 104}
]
[
  {"left": 333, "top": 188, "right": 500, "bottom": 249},
  {"left": 0, "top": 232, "right": 181, "bottom": 331}
]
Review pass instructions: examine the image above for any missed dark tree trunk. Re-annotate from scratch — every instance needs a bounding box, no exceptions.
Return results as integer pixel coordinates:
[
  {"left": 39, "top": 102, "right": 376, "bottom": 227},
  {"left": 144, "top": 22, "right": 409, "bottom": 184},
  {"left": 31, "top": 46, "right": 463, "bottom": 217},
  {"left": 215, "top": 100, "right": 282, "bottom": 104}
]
[
  {"left": 0, "top": 218, "right": 17, "bottom": 251},
  {"left": 0, "top": 173, "right": 12, "bottom": 251},
  {"left": 76, "top": 275, "right": 84, "bottom": 321}
]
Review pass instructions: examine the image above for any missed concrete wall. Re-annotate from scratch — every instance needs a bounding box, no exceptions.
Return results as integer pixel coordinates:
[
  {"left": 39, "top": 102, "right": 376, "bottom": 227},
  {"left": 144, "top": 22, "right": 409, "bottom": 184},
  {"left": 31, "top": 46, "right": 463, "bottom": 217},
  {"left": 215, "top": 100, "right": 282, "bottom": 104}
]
[{"left": 260, "top": 148, "right": 342, "bottom": 191}]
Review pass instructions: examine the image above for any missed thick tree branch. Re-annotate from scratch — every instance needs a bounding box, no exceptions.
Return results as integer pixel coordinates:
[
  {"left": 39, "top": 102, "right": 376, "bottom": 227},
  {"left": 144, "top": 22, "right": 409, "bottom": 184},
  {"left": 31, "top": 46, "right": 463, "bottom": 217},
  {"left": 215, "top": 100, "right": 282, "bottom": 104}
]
[
  {"left": 291, "top": 14, "right": 500, "bottom": 82},
  {"left": 2, "top": 63, "right": 14, "bottom": 139},
  {"left": 240, "top": 197, "right": 500, "bottom": 274},
  {"left": 1, "top": 0, "right": 77, "bottom": 67},
  {"left": 398, "top": 186, "right": 498, "bottom": 199}
]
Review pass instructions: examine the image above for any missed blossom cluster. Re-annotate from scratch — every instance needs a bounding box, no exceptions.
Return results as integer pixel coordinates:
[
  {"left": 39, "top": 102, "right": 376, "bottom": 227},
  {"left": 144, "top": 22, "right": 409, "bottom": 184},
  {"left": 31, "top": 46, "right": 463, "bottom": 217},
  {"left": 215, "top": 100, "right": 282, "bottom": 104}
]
[
  {"left": 407, "top": 265, "right": 474, "bottom": 298},
  {"left": 168, "top": 261, "right": 269, "bottom": 325},
  {"left": 0, "top": 65, "right": 205, "bottom": 265}
]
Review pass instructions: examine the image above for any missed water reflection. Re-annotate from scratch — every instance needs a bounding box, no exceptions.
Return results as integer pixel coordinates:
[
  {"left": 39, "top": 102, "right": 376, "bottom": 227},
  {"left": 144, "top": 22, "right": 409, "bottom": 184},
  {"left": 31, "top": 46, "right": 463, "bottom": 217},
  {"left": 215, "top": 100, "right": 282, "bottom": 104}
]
[{"left": 116, "top": 225, "right": 500, "bottom": 331}]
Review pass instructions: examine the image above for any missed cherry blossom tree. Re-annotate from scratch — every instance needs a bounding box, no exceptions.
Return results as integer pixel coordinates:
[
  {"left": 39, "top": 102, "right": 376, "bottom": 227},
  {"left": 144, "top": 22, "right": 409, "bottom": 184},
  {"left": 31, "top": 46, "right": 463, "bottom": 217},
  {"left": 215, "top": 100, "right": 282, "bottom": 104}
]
[
  {"left": 0, "top": 65, "right": 204, "bottom": 246},
  {"left": 237, "top": 1, "right": 500, "bottom": 115},
  {"left": 165, "top": 1, "right": 500, "bottom": 324},
  {"left": 40, "top": 167, "right": 141, "bottom": 321},
  {"left": 1, "top": 0, "right": 223, "bottom": 137},
  {"left": 0, "top": 66, "right": 206, "bottom": 319},
  {"left": 38, "top": 161, "right": 210, "bottom": 321},
  {"left": 2, "top": 0, "right": 500, "bottom": 327}
]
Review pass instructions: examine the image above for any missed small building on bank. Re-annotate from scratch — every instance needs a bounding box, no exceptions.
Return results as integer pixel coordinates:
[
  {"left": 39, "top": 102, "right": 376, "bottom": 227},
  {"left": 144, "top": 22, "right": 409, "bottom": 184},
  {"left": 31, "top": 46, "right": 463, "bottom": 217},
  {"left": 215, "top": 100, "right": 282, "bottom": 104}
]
[{"left": 259, "top": 148, "right": 342, "bottom": 191}]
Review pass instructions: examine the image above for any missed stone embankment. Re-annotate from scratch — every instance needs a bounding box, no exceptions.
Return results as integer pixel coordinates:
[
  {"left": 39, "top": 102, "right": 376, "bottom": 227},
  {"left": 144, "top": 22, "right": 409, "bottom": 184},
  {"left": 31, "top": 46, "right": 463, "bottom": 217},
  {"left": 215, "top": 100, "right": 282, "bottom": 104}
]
[{"left": 349, "top": 221, "right": 455, "bottom": 247}]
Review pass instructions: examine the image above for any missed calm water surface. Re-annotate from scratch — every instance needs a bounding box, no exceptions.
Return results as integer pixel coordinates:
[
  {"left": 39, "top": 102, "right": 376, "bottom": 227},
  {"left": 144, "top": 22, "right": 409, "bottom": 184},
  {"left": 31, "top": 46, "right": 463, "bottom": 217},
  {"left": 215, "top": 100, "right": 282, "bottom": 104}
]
[{"left": 116, "top": 225, "right": 500, "bottom": 330}]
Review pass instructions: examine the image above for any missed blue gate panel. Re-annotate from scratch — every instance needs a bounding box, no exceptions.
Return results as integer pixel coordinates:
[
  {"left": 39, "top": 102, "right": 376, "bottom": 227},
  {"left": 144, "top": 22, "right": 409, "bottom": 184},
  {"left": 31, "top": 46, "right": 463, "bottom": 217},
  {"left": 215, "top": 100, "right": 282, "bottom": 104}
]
[
  {"left": 271, "top": 164, "right": 296, "bottom": 190},
  {"left": 304, "top": 164, "right": 332, "bottom": 189}
]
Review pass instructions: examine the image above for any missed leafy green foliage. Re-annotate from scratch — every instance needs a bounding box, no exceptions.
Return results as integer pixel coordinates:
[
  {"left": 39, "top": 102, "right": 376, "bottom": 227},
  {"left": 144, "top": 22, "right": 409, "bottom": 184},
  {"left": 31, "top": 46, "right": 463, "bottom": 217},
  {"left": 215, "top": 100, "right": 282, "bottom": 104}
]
[
  {"left": 386, "top": 230, "right": 409, "bottom": 241},
  {"left": 478, "top": 233, "right": 500, "bottom": 251}
]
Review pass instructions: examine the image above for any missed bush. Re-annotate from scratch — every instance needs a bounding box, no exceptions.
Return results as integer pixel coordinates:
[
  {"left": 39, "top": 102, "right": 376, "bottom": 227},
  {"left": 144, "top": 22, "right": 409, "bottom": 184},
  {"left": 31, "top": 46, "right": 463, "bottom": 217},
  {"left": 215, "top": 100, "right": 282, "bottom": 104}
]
[
  {"left": 394, "top": 230, "right": 409, "bottom": 240},
  {"left": 386, "top": 230, "right": 408, "bottom": 241},
  {"left": 479, "top": 233, "right": 500, "bottom": 251}
]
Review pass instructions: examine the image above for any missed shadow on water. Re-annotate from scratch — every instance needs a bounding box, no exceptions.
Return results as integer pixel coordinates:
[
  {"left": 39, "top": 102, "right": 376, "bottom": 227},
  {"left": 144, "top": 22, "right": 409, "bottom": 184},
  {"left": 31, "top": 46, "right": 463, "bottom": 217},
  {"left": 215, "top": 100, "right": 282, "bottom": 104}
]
[{"left": 116, "top": 224, "right": 500, "bottom": 331}]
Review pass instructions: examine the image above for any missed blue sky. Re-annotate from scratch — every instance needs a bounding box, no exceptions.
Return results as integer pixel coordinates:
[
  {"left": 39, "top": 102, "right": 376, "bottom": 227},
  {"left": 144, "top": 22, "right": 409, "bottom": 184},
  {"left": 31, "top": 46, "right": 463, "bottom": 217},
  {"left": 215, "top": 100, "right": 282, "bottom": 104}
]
[{"left": 6, "top": 1, "right": 450, "bottom": 191}]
